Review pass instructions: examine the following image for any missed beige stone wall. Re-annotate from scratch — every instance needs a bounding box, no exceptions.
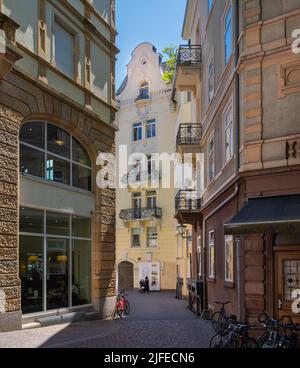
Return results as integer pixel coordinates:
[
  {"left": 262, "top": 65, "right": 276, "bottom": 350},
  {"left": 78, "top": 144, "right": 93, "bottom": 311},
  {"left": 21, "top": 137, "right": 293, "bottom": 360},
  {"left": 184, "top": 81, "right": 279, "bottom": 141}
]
[{"left": 239, "top": 0, "right": 300, "bottom": 172}]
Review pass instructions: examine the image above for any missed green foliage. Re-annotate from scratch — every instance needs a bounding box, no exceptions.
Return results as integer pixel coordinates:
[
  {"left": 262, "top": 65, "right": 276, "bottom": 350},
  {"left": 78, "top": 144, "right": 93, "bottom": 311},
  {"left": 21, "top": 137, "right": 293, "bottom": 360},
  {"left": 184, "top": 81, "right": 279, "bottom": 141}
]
[{"left": 162, "top": 46, "right": 176, "bottom": 84}]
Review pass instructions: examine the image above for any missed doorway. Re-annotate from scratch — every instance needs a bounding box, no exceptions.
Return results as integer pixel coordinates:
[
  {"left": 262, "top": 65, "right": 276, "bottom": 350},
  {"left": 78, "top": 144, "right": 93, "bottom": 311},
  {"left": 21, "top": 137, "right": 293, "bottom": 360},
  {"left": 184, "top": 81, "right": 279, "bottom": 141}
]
[
  {"left": 118, "top": 261, "right": 134, "bottom": 291},
  {"left": 275, "top": 249, "right": 300, "bottom": 323}
]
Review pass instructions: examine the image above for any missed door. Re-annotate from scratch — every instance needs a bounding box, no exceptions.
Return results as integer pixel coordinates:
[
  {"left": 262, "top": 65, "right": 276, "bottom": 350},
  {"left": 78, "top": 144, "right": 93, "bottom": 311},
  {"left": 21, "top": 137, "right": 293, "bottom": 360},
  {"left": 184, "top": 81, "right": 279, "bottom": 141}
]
[
  {"left": 139, "top": 262, "right": 160, "bottom": 291},
  {"left": 118, "top": 261, "right": 134, "bottom": 291},
  {"left": 275, "top": 252, "right": 300, "bottom": 323}
]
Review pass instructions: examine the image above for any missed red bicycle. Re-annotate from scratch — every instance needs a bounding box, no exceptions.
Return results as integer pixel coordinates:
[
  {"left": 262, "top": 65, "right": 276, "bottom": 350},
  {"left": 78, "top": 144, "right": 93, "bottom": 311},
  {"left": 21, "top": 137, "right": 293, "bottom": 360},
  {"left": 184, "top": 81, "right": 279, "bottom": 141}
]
[{"left": 112, "top": 289, "right": 130, "bottom": 319}]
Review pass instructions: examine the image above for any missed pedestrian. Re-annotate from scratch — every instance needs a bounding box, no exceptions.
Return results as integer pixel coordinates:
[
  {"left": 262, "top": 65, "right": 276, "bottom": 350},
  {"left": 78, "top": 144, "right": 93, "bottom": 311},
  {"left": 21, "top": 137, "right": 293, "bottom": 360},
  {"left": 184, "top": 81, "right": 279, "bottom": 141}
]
[{"left": 144, "top": 276, "right": 150, "bottom": 295}]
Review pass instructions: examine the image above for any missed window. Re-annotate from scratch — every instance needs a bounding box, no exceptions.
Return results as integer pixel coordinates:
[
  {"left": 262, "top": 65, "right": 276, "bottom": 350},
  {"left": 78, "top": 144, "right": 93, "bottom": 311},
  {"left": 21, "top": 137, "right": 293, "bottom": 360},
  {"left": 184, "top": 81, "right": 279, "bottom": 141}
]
[
  {"left": 224, "top": 103, "right": 234, "bottom": 164},
  {"left": 132, "top": 192, "right": 142, "bottom": 209},
  {"left": 208, "top": 51, "right": 214, "bottom": 104},
  {"left": 147, "top": 227, "right": 158, "bottom": 248},
  {"left": 139, "top": 82, "right": 149, "bottom": 99},
  {"left": 225, "top": 235, "right": 234, "bottom": 282},
  {"left": 19, "top": 207, "right": 91, "bottom": 314},
  {"left": 20, "top": 122, "right": 92, "bottom": 191},
  {"left": 224, "top": 4, "right": 233, "bottom": 66},
  {"left": 133, "top": 122, "right": 142, "bottom": 141},
  {"left": 208, "top": 231, "right": 215, "bottom": 279},
  {"left": 132, "top": 228, "right": 141, "bottom": 247},
  {"left": 146, "top": 119, "right": 156, "bottom": 138},
  {"left": 54, "top": 21, "right": 74, "bottom": 78},
  {"left": 208, "top": 0, "right": 213, "bottom": 14},
  {"left": 197, "top": 236, "right": 202, "bottom": 277},
  {"left": 208, "top": 134, "right": 215, "bottom": 182},
  {"left": 147, "top": 191, "right": 157, "bottom": 208}
]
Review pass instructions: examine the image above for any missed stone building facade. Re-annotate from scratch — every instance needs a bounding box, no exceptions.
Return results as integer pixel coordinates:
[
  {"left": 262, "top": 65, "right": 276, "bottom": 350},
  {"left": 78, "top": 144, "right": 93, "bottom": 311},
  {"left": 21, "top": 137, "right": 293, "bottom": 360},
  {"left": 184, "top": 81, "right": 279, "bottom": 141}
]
[
  {"left": 173, "top": 0, "right": 300, "bottom": 323},
  {"left": 0, "top": 0, "right": 118, "bottom": 331}
]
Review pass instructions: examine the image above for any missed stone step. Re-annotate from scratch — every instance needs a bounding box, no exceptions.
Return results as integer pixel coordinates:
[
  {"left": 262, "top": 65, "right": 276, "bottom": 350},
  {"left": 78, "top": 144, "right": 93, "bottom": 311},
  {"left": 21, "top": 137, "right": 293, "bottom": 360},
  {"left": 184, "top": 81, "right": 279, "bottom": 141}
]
[
  {"left": 84, "top": 311, "right": 103, "bottom": 321},
  {"left": 22, "top": 322, "right": 41, "bottom": 330}
]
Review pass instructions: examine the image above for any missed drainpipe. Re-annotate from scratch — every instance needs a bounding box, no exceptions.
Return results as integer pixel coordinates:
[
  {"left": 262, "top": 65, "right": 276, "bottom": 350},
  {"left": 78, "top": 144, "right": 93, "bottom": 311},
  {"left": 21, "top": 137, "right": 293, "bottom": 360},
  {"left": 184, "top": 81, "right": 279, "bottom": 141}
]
[
  {"left": 234, "top": 0, "right": 241, "bottom": 321},
  {"left": 202, "top": 183, "right": 239, "bottom": 312}
]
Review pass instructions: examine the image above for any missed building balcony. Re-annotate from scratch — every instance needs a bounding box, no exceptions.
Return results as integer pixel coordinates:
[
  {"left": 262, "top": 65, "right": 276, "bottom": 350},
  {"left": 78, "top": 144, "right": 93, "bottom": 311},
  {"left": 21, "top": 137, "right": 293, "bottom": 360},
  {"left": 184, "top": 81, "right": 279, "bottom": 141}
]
[
  {"left": 175, "top": 190, "right": 201, "bottom": 225},
  {"left": 135, "top": 93, "right": 151, "bottom": 107},
  {"left": 176, "top": 123, "right": 202, "bottom": 153},
  {"left": 174, "top": 45, "right": 201, "bottom": 95},
  {"left": 119, "top": 207, "right": 162, "bottom": 221}
]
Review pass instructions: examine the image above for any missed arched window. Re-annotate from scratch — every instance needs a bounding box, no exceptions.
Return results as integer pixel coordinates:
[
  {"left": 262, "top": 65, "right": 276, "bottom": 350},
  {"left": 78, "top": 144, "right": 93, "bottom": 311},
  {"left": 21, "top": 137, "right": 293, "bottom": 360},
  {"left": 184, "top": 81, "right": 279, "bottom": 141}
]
[
  {"left": 139, "top": 82, "right": 149, "bottom": 99},
  {"left": 20, "top": 122, "right": 92, "bottom": 192}
]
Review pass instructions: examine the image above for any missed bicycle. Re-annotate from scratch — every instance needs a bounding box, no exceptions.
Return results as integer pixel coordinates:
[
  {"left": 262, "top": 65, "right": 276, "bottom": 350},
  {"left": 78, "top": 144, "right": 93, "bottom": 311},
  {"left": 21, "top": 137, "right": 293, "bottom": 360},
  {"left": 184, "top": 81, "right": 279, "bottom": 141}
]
[
  {"left": 112, "top": 289, "right": 130, "bottom": 319},
  {"left": 211, "top": 301, "right": 236, "bottom": 336}
]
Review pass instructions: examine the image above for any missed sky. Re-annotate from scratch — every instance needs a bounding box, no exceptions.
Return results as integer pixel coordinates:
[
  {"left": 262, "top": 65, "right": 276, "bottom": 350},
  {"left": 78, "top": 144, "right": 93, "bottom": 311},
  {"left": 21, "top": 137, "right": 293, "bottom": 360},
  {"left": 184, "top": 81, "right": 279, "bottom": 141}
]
[{"left": 116, "top": 0, "right": 187, "bottom": 88}]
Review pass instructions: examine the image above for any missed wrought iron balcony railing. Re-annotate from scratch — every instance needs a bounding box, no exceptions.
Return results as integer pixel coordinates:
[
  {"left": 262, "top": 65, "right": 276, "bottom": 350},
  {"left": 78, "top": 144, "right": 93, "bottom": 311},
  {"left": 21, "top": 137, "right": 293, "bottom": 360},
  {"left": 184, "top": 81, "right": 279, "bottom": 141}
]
[
  {"left": 135, "top": 93, "right": 150, "bottom": 102},
  {"left": 177, "top": 45, "right": 201, "bottom": 65},
  {"left": 119, "top": 207, "right": 162, "bottom": 221},
  {"left": 175, "top": 190, "right": 201, "bottom": 212},
  {"left": 176, "top": 124, "right": 202, "bottom": 146}
]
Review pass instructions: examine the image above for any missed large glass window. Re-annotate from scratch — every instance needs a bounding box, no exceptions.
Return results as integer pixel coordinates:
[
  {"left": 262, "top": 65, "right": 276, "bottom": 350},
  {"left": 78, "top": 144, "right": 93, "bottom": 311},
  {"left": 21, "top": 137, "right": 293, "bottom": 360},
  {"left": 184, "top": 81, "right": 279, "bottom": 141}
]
[
  {"left": 132, "top": 228, "right": 141, "bottom": 248},
  {"left": 20, "top": 122, "right": 92, "bottom": 192},
  {"left": 224, "top": 4, "right": 233, "bottom": 66},
  {"left": 208, "top": 51, "right": 214, "bottom": 104},
  {"left": 147, "top": 227, "right": 158, "bottom": 248},
  {"left": 19, "top": 208, "right": 91, "bottom": 314},
  {"left": 54, "top": 21, "right": 74, "bottom": 78},
  {"left": 224, "top": 103, "right": 234, "bottom": 164},
  {"left": 208, "top": 134, "right": 215, "bottom": 183}
]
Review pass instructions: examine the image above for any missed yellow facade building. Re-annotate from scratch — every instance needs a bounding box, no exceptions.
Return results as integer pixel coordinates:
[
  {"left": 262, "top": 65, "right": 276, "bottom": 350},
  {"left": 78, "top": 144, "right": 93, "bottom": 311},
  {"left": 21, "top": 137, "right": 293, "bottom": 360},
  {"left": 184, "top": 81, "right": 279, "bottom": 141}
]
[{"left": 116, "top": 43, "right": 181, "bottom": 292}]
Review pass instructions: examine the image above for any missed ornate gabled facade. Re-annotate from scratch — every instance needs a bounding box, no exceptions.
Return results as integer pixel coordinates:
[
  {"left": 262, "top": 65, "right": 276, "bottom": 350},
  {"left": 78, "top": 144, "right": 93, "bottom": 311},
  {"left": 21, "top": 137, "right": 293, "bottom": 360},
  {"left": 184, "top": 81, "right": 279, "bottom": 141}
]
[{"left": 115, "top": 43, "right": 181, "bottom": 292}]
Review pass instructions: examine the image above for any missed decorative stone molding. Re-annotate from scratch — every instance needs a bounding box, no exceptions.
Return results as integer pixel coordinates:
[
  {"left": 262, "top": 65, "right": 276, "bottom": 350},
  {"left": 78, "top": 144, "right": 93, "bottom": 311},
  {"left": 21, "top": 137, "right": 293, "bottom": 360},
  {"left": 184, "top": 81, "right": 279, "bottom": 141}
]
[
  {"left": 286, "top": 139, "right": 300, "bottom": 160},
  {"left": 0, "top": 12, "right": 22, "bottom": 79},
  {"left": 279, "top": 62, "right": 300, "bottom": 98}
]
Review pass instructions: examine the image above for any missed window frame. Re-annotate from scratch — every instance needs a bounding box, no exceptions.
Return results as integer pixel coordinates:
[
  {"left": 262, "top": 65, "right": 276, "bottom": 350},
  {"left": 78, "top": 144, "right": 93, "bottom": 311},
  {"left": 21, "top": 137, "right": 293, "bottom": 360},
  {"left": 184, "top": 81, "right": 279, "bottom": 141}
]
[
  {"left": 146, "top": 119, "right": 156, "bottom": 139},
  {"left": 225, "top": 235, "right": 234, "bottom": 283},
  {"left": 147, "top": 227, "right": 158, "bottom": 248},
  {"left": 20, "top": 121, "right": 92, "bottom": 193},
  {"left": 132, "top": 122, "right": 143, "bottom": 142},
  {"left": 147, "top": 191, "right": 157, "bottom": 208},
  {"left": 207, "top": 132, "right": 215, "bottom": 183},
  {"left": 223, "top": 100, "right": 234, "bottom": 165},
  {"left": 208, "top": 230, "right": 215, "bottom": 279},
  {"left": 131, "top": 228, "right": 141, "bottom": 248},
  {"left": 223, "top": 1, "right": 233, "bottom": 68},
  {"left": 207, "top": 48, "right": 215, "bottom": 105},
  {"left": 53, "top": 15, "right": 79, "bottom": 81}
]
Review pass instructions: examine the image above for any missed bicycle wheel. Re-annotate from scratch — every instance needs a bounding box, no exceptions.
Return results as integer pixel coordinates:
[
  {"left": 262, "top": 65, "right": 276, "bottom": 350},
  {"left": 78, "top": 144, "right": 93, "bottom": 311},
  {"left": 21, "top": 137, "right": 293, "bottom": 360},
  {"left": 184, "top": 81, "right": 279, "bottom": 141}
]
[
  {"left": 212, "top": 311, "right": 228, "bottom": 335},
  {"left": 242, "top": 337, "right": 259, "bottom": 349},
  {"left": 209, "top": 334, "right": 225, "bottom": 348},
  {"left": 124, "top": 300, "right": 130, "bottom": 316}
]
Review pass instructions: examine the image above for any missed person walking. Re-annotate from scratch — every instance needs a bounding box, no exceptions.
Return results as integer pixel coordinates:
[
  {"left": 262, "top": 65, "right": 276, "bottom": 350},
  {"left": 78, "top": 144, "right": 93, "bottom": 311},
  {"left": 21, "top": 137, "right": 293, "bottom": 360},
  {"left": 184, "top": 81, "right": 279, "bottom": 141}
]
[{"left": 144, "top": 276, "right": 150, "bottom": 295}]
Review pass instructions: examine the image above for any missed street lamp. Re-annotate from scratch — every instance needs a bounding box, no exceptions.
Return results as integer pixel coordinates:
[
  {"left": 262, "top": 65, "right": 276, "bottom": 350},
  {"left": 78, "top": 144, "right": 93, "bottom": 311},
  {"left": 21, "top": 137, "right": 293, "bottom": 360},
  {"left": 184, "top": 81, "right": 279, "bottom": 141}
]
[{"left": 177, "top": 223, "right": 187, "bottom": 238}]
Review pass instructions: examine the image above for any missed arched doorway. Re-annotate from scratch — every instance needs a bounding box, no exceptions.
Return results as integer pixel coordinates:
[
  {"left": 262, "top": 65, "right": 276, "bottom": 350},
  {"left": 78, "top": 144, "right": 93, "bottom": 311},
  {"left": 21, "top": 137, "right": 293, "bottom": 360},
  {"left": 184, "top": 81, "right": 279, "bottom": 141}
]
[{"left": 118, "top": 261, "right": 134, "bottom": 290}]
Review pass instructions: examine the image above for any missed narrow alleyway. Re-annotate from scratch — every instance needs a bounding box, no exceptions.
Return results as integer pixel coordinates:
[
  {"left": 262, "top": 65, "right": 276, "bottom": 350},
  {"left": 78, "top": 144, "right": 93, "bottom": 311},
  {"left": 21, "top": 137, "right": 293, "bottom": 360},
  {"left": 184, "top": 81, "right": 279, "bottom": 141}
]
[{"left": 0, "top": 291, "right": 214, "bottom": 348}]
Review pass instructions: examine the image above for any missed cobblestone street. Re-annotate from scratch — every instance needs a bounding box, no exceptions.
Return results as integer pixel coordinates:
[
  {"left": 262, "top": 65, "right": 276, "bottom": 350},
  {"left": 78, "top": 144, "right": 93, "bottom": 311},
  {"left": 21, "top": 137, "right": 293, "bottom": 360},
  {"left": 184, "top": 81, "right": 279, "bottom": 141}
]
[{"left": 0, "top": 291, "right": 214, "bottom": 348}]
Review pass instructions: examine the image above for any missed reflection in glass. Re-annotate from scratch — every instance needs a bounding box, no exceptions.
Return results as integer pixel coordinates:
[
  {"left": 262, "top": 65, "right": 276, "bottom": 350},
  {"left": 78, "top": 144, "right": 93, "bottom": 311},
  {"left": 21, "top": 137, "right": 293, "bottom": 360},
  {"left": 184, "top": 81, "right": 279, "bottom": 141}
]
[
  {"left": 20, "top": 207, "right": 44, "bottom": 234},
  {"left": 47, "top": 238, "right": 69, "bottom": 310},
  {"left": 47, "top": 212, "right": 69, "bottom": 236},
  {"left": 20, "top": 144, "right": 45, "bottom": 178},
  {"left": 46, "top": 155, "right": 70, "bottom": 185},
  {"left": 72, "top": 138, "right": 91, "bottom": 167},
  {"left": 20, "top": 122, "right": 45, "bottom": 149},
  {"left": 72, "top": 164, "right": 92, "bottom": 191},
  {"left": 72, "top": 216, "right": 91, "bottom": 238},
  {"left": 47, "top": 124, "right": 70, "bottom": 158},
  {"left": 19, "top": 235, "right": 43, "bottom": 313},
  {"left": 72, "top": 240, "right": 91, "bottom": 306}
]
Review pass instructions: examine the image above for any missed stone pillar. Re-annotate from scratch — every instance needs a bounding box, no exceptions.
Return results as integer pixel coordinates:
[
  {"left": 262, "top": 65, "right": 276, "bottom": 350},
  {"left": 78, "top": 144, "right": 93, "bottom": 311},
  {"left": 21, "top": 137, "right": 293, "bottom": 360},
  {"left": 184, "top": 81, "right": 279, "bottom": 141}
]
[
  {"left": 0, "top": 105, "right": 22, "bottom": 332},
  {"left": 244, "top": 234, "right": 265, "bottom": 323}
]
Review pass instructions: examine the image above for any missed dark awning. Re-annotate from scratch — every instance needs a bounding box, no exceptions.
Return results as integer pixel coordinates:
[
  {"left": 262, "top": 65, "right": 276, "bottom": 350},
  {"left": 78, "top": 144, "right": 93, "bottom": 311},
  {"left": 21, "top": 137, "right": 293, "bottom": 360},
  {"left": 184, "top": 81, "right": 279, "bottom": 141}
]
[{"left": 224, "top": 195, "right": 300, "bottom": 235}]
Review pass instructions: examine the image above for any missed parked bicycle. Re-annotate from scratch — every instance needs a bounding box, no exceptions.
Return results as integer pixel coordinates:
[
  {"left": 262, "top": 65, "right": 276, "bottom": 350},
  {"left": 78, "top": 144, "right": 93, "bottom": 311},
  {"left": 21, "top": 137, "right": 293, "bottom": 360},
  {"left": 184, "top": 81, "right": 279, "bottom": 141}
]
[
  {"left": 210, "top": 304, "right": 300, "bottom": 349},
  {"left": 112, "top": 289, "right": 130, "bottom": 319}
]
